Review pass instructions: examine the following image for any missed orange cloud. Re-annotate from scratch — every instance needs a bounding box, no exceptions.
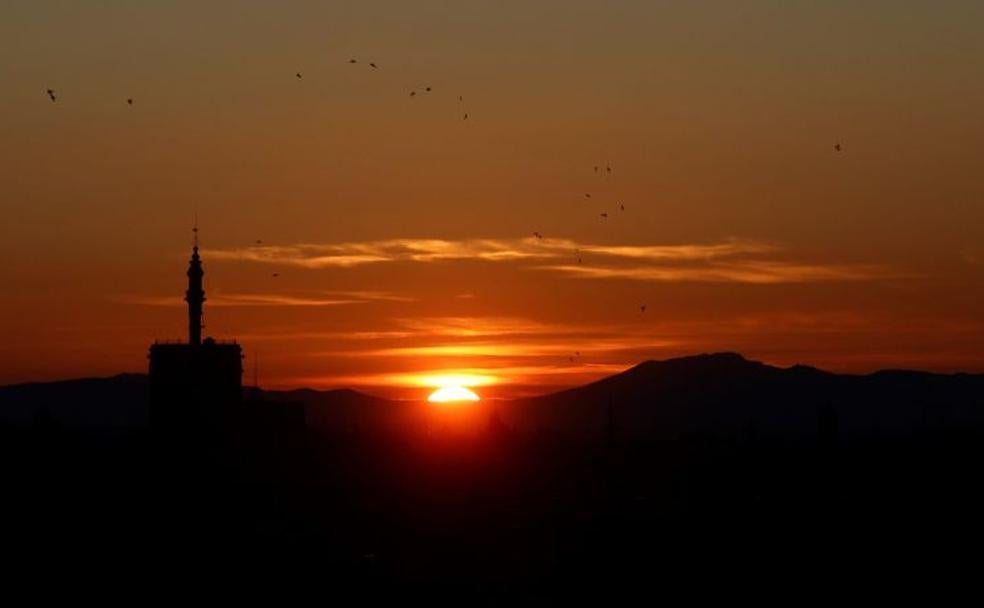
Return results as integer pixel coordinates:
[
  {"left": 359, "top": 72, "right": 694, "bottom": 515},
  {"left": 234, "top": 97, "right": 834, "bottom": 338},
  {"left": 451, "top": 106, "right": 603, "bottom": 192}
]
[
  {"left": 205, "top": 236, "right": 902, "bottom": 284},
  {"left": 113, "top": 290, "right": 409, "bottom": 307},
  {"left": 541, "top": 260, "right": 901, "bottom": 284}
]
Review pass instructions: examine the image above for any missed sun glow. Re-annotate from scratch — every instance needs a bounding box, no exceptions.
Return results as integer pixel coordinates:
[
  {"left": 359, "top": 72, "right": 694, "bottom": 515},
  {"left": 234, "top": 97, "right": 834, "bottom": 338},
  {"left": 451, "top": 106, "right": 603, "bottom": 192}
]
[
  {"left": 427, "top": 386, "right": 481, "bottom": 403},
  {"left": 413, "top": 373, "right": 498, "bottom": 388}
]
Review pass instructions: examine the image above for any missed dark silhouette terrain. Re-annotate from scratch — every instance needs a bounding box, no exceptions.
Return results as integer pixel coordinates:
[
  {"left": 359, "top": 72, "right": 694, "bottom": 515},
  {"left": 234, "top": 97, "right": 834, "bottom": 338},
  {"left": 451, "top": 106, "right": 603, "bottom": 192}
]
[{"left": 3, "top": 353, "right": 984, "bottom": 601}]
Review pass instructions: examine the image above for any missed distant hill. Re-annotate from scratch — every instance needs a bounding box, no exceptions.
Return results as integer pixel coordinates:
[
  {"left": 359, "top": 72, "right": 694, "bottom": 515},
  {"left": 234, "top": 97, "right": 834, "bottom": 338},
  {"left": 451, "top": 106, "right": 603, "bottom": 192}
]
[
  {"left": 500, "top": 353, "right": 984, "bottom": 440},
  {"left": 0, "top": 374, "right": 407, "bottom": 434},
  {"left": 3, "top": 353, "right": 984, "bottom": 440},
  {"left": 0, "top": 374, "right": 150, "bottom": 431}
]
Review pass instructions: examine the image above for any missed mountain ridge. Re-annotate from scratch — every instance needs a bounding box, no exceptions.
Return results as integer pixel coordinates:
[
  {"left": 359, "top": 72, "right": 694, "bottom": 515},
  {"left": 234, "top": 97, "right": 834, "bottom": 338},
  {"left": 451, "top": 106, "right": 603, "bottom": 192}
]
[{"left": 3, "top": 352, "right": 983, "bottom": 439}]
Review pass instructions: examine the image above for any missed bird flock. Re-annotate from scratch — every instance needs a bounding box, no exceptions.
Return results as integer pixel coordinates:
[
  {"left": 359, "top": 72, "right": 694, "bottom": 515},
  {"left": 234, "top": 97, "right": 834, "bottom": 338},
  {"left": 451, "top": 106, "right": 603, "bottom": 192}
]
[
  {"left": 42, "top": 56, "right": 846, "bottom": 367},
  {"left": 44, "top": 56, "right": 473, "bottom": 120}
]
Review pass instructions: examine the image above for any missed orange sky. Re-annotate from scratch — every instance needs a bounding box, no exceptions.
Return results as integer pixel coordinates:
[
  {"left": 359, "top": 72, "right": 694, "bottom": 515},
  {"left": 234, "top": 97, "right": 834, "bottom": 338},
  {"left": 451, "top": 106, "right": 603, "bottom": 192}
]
[{"left": 1, "top": 1, "right": 983, "bottom": 398}]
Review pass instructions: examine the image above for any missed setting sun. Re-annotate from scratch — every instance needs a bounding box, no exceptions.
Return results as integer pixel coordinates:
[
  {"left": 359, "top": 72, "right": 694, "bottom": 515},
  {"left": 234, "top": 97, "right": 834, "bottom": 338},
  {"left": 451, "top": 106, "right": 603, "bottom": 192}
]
[{"left": 427, "top": 386, "right": 481, "bottom": 403}]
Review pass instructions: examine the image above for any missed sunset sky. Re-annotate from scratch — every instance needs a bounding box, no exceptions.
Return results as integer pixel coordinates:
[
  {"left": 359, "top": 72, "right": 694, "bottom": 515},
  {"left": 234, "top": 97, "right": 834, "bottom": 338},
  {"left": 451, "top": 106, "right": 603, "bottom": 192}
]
[{"left": 2, "top": 1, "right": 983, "bottom": 398}]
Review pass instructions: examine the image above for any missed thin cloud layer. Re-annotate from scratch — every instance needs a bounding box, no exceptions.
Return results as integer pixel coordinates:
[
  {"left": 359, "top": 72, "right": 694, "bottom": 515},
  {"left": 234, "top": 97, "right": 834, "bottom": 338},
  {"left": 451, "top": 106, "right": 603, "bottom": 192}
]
[
  {"left": 114, "top": 290, "right": 409, "bottom": 308},
  {"left": 541, "top": 260, "right": 900, "bottom": 284},
  {"left": 206, "top": 237, "right": 899, "bottom": 284}
]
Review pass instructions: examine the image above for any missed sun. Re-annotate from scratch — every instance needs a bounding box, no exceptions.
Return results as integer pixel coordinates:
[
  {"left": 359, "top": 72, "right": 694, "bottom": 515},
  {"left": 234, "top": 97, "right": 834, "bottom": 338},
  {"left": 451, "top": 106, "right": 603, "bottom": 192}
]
[{"left": 427, "top": 385, "right": 481, "bottom": 403}]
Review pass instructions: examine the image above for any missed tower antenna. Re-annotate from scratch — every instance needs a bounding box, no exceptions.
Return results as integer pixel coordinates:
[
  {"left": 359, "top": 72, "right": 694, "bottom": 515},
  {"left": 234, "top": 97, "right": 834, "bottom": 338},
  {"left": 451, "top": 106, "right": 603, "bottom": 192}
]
[{"left": 193, "top": 212, "right": 199, "bottom": 249}]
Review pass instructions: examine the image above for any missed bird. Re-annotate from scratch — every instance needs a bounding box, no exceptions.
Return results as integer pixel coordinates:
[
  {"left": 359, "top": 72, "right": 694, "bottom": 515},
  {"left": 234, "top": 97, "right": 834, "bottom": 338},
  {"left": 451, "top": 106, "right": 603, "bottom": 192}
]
[
  {"left": 295, "top": 72, "right": 302, "bottom": 79},
  {"left": 533, "top": 232, "right": 543, "bottom": 240},
  {"left": 640, "top": 304, "right": 647, "bottom": 313},
  {"left": 349, "top": 59, "right": 357, "bottom": 64},
  {"left": 458, "top": 95, "right": 463, "bottom": 102},
  {"left": 463, "top": 113, "right": 468, "bottom": 120},
  {"left": 600, "top": 213, "right": 608, "bottom": 219},
  {"left": 46, "top": 89, "right": 56, "bottom": 102},
  {"left": 127, "top": 98, "right": 133, "bottom": 105},
  {"left": 575, "top": 351, "right": 580, "bottom": 356},
  {"left": 619, "top": 203, "right": 625, "bottom": 212},
  {"left": 255, "top": 239, "right": 263, "bottom": 245},
  {"left": 272, "top": 273, "right": 280, "bottom": 278},
  {"left": 834, "top": 143, "right": 842, "bottom": 152},
  {"left": 569, "top": 357, "right": 575, "bottom": 363},
  {"left": 410, "top": 90, "right": 416, "bottom": 97},
  {"left": 425, "top": 86, "right": 432, "bottom": 92},
  {"left": 577, "top": 257, "right": 582, "bottom": 264},
  {"left": 606, "top": 165, "right": 612, "bottom": 174},
  {"left": 594, "top": 166, "right": 599, "bottom": 173},
  {"left": 369, "top": 62, "right": 378, "bottom": 69},
  {"left": 585, "top": 193, "right": 592, "bottom": 199}
]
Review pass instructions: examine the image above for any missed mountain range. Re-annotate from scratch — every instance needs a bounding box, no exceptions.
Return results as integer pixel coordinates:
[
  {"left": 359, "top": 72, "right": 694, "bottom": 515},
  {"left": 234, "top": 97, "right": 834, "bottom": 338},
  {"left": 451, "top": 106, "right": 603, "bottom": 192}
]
[{"left": 3, "top": 353, "right": 983, "bottom": 440}]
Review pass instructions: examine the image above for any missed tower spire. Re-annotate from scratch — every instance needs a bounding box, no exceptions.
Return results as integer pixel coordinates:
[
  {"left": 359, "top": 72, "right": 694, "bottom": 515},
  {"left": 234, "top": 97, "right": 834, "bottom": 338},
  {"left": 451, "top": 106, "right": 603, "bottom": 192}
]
[{"left": 185, "top": 221, "right": 205, "bottom": 346}]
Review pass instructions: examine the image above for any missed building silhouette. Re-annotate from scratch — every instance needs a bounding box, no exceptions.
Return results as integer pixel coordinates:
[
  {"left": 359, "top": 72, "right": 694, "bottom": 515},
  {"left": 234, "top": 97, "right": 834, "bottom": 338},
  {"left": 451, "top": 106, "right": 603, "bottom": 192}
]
[{"left": 149, "top": 231, "right": 242, "bottom": 433}]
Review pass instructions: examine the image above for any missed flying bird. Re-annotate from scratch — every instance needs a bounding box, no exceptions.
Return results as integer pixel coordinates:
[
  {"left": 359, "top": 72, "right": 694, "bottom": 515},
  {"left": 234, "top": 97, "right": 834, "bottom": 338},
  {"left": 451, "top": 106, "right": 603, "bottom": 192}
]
[
  {"left": 410, "top": 90, "right": 416, "bottom": 97},
  {"left": 463, "top": 113, "right": 468, "bottom": 120},
  {"left": 834, "top": 143, "right": 842, "bottom": 152},
  {"left": 458, "top": 95, "right": 463, "bottom": 102},
  {"left": 369, "top": 62, "right": 378, "bottom": 69},
  {"left": 606, "top": 165, "right": 612, "bottom": 174},
  {"left": 127, "top": 98, "right": 133, "bottom": 105},
  {"left": 619, "top": 203, "right": 625, "bottom": 212},
  {"left": 600, "top": 213, "right": 608, "bottom": 219},
  {"left": 585, "top": 193, "right": 591, "bottom": 199},
  {"left": 640, "top": 304, "right": 647, "bottom": 313},
  {"left": 272, "top": 273, "right": 280, "bottom": 278},
  {"left": 425, "top": 86, "right": 432, "bottom": 92},
  {"left": 295, "top": 72, "right": 302, "bottom": 79},
  {"left": 46, "top": 89, "right": 56, "bottom": 102},
  {"left": 533, "top": 232, "right": 543, "bottom": 240},
  {"left": 255, "top": 240, "right": 263, "bottom": 245},
  {"left": 349, "top": 59, "right": 357, "bottom": 64},
  {"left": 594, "top": 166, "right": 599, "bottom": 173}
]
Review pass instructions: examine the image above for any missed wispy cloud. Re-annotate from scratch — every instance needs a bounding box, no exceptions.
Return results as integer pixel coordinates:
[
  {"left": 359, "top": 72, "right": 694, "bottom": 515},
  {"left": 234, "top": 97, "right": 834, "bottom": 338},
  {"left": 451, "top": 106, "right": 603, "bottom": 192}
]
[
  {"left": 309, "top": 362, "right": 632, "bottom": 392},
  {"left": 237, "top": 330, "right": 418, "bottom": 342},
  {"left": 205, "top": 236, "right": 901, "bottom": 285},
  {"left": 113, "top": 290, "right": 408, "bottom": 308},
  {"left": 340, "top": 339, "right": 677, "bottom": 359},
  {"left": 540, "top": 260, "right": 900, "bottom": 284},
  {"left": 207, "top": 238, "right": 555, "bottom": 269},
  {"left": 393, "top": 316, "right": 601, "bottom": 338}
]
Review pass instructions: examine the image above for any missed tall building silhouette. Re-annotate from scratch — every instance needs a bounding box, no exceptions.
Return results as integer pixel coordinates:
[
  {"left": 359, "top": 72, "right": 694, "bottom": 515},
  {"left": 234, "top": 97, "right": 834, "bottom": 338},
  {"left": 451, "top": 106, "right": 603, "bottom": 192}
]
[{"left": 149, "top": 230, "right": 242, "bottom": 433}]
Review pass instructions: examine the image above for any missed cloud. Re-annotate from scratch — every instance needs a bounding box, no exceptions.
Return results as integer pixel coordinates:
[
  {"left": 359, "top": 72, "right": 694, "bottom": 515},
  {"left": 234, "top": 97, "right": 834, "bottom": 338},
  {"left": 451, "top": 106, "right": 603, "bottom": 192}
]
[
  {"left": 540, "top": 260, "right": 900, "bottom": 284},
  {"left": 206, "top": 238, "right": 555, "bottom": 269},
  {"left": 205, "top": 236, "right": 902, "bottom": 285},
  {"left": 329, "top": 290, "right": 416, "bottom": 302},
  {"left": 237, "top": 330, "right": 418, "bottom": 342},
  {"left": 342, "top": 339, "right": 678, "bottom": 359},
  {"left": 113, "top": 290, "right": 407, "bottom": 307},
  {"left": 393, "top": 316, "right": 602, "bottom": 338},
  {"left": 308, "top": 362, "right": 632, "bottom": 392}
]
